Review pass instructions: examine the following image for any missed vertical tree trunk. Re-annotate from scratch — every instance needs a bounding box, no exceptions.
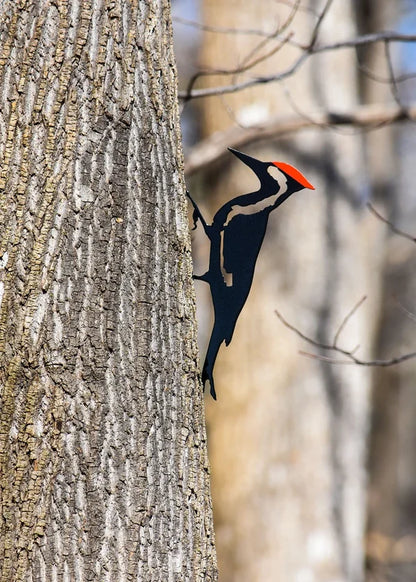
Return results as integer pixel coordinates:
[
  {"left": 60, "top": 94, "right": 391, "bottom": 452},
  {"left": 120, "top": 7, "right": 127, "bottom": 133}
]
[
  {"left": 0, "top": 1, "right": 217, "bottom": 580},
  {"left": 363, "top": 3, "right": 416, "bottom": 578}
]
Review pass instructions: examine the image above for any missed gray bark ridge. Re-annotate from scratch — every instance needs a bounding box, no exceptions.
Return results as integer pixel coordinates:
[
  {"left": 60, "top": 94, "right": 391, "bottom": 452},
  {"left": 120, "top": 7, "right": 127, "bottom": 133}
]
[{"left": 0, "top": 1, "right": 217, "bottom": 580}]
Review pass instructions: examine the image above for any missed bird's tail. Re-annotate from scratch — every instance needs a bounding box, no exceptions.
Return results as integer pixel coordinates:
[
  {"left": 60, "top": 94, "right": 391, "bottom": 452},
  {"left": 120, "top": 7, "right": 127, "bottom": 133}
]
[
  {"left": 201, "top": 331, "right": 223, "bottom": 400},
  {"left": 202, "top": 362, "right": 217, "bottom": 401}
]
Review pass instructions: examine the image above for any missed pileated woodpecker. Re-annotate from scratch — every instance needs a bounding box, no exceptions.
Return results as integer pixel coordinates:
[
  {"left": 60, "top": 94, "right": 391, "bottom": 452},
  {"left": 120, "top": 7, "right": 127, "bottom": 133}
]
[{"left": 188, "top": 148, "right": 314, "bottom": 399}]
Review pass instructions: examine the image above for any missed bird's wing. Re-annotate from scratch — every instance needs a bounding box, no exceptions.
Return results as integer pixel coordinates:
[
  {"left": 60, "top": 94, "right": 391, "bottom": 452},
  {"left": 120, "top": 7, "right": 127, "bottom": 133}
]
[{"left": 222, "top": 211, "right": 268, "bottom": 281}]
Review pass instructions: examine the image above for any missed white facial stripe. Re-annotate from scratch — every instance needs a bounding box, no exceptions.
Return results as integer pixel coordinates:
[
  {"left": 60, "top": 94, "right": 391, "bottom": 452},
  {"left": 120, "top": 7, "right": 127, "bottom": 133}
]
[
  {"left": 224, "top": 194, "right": 280, "bottom": 227},
  {"left": 220, "top": 230, "right": 233, "bottom": 286},
  {"left": 267, "top": 165, "right": 288, "bottom": 189}
]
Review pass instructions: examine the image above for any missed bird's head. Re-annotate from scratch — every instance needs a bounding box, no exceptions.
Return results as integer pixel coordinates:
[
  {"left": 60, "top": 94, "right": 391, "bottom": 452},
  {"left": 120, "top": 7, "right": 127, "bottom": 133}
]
[{"left": 228, "top": 147, "right": 315, "bottom": 194}]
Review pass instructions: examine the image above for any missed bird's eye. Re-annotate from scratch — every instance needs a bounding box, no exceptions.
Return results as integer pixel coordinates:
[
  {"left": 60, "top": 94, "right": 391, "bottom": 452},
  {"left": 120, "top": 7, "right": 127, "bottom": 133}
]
[{"left": 267, "top": 165, "right": 287, "bottom": 190}]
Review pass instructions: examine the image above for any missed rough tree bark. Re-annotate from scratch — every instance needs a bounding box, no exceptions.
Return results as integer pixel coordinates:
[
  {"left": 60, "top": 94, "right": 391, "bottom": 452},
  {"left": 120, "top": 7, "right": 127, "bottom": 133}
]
[{"left": 0, "top": 1, "right": 217, "bottom": 581}]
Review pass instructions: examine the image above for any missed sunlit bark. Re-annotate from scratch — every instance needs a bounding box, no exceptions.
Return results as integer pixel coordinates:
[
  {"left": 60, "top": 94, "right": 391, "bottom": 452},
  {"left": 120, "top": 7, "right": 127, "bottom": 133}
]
[{"left": 0, "top": 1, "right": 217, "bottom": 580}]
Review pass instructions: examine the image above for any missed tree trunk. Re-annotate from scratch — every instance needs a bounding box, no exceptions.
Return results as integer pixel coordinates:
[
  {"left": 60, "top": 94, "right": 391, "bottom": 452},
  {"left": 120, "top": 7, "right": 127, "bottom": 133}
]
[
  {"left": 0, "top": 1, "right": 217, "bottom": 580},
  {"left": 363, "top": 3, "right": 416, "bottom": 579},
  {"left": 195, "top": 1, "right": 383, "bottom": 581}
]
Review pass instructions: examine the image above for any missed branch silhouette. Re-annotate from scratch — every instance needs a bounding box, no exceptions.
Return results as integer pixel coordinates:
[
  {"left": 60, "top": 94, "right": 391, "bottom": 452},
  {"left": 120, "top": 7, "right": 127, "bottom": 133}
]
[
  {"left": 179, "top": 32, "right": 416, "bottom": 101},
  {"left": 184, "top": 102, "right": 416, "bottom": 176},
  {"left": 275, "top": 298, "right": 416, "bottom": 367},
  {"left": 183, "top": 2, "right": 300, "bottom": 102},
  {"left": 367, "top": 202, "right": 416, "bottom": 243}
]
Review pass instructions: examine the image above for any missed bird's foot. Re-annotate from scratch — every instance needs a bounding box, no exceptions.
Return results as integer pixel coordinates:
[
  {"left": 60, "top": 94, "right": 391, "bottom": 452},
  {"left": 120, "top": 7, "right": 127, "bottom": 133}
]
[{"left": 202, "top": 367, "right": 217, "bottom": 400}]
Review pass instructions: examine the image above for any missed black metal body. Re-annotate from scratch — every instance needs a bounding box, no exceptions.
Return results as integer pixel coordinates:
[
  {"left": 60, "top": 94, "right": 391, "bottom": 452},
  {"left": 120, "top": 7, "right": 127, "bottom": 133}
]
[{"left": 188, "top": 148, "right": 312, "bottom": 399}]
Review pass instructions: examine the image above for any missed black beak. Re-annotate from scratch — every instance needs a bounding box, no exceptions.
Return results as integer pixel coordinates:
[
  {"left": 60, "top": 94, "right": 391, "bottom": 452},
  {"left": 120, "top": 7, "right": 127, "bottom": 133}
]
[{"left": 228, "top": 148, "right": 265, "bottom": 174}]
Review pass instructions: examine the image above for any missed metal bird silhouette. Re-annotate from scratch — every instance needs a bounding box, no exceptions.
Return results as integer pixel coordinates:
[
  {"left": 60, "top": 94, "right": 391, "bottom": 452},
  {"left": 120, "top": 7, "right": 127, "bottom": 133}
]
[{"left": 188, "top": 148, "right": 315, "bottom": 399}]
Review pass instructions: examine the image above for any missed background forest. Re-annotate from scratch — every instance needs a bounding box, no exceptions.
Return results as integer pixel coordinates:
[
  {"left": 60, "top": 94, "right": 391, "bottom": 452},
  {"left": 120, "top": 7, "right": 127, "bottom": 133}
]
[{"left": 173, "top": 0, "right": 416, "bottom": 581}]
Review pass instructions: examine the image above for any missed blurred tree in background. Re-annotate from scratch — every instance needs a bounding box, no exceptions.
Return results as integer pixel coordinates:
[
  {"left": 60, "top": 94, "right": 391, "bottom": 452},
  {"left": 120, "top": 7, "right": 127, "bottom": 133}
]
[{"left": 173, "top": 0, "right": 416, "bottom": 581}]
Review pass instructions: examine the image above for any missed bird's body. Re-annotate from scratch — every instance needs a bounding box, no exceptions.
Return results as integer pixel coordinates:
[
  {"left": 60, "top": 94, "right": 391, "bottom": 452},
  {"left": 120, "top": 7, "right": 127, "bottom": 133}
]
[{"left": 188, "top": 148, "right": 314, "bottom": 399}]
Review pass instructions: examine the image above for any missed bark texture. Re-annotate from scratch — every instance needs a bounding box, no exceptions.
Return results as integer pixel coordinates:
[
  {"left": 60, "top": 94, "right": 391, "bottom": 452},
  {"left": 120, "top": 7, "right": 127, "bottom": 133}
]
[{"left": 0, "top": 1, "right": 217, "bottom": 581}]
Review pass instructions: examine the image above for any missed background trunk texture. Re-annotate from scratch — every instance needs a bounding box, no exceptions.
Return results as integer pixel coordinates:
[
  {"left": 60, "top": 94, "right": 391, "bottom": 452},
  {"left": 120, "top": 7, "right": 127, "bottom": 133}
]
[
  {"left": 0, "top": 1, "right": 217, "bottom": 581},
  {"left": 363, "top": 3, "right": 416, "bottom": 580},
  {"left": 193, "top": 1, "right": 385, "bottom": 581}
]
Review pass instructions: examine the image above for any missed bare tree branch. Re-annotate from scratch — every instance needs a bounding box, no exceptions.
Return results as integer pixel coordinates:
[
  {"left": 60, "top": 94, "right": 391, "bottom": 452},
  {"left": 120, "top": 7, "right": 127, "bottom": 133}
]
[
  {"left": 367, "top": 202, "right": 416, "bottom": 243},
  {"left": 183, "top": 4, "right": 299, "bottom": 101},
  {"left": 384, "top": 40, "right": 402, "bottom": 107},
  {"left": 274, "top": 307, "right": 416, "bottom": 367},
  {"left": 184, "top": 29, "right": 292, "bottom": 100},
  {"left": 181, "top": 51, "right": 307, "bottom": 100},
  {"left": 237, "top": 0, "right": 299, "bottom": 71},
  {"left": 298, "top": 349, "right": 416, "bottom": 366},
  {"left": 396, "top": 299, "right": 416, "bottom": 324},
  {"left": 173, "top": 17, "right": 278, "bottom": 37},
  {"left": 309, "top": 32, "right": 416, "bottom": 54},
  {"left": 308, "top": 0, "right": 334, "bottom": 49},
  {"left": 333, "top": 295, "right": 367, "bottom": 348},
  {"left": 184, "top": 102, "right": 416, "bottom": 176},
  {"left": 179, "top": 32, "right": 416, "bottom": 100},
  {"left": 173, "top": 1, "right": 319, "bottom": 38},
  {"left": 355, "top": 58, "right": 416, "bottom": 87}
]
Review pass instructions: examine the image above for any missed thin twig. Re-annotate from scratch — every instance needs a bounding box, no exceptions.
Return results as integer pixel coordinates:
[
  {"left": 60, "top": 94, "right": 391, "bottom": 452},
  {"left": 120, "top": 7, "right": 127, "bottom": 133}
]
[
  {"left": 184, "top": 5, "right": 299, "bottom": 102},
  {"left": 355, "top": 59, "right": 416, "bottom": 86},
  {"left": 299, "top": 351, "right": 357, "bottom": 365},
  {"left": 236, "top": 32, "right": 294, "bottom": 76},
  {"left": 183, "top": 29, "right": 294, "bottom": 103},
  {"left": 299, "top": 349, "right": 416, "bottom": 367},
  {"left": 384, "top": 40, "right": 402, "bottom": 107},
  {"left": 233, "top": 0, "right": 299, "bottom": 80},
  {"left": 309, "top": 32, "right": 416, "bottom": 53},
  {"left": 275, "top": 308, "right": 416, "bottom": 367},
  {"left": 308, "top": 0, "right": 334, "bottom": 49},
  {"left": 333, "top": 295, "right": 367, "bottom": 348},
  {"left": 179, "top": 32, "right": 416, "bottom": 100},
  {"left": 275, "top": 308, "right": 330, "bottom": 349},
  {"left": 367, "top": 202, "right": 416, "bottom": 243},
  {"left": 395, "top": 299, "right": 416, "bottom": 324},
  {"left": 173, "top": 17, "right": 278, "bottom": 37},
  {"left": 173, "top": 1, "right": 312, "bottom": 37}
]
